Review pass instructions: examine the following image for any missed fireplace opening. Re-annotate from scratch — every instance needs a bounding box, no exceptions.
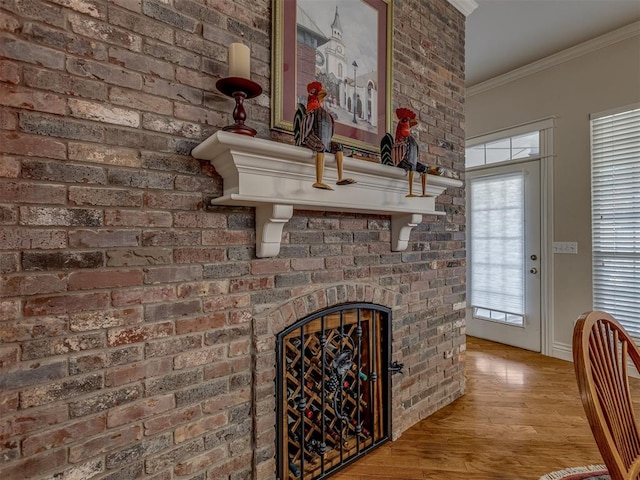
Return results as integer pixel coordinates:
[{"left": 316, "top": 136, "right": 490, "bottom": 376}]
[{"left": 276, "top": 303, "right": 392, "bottom": 480}]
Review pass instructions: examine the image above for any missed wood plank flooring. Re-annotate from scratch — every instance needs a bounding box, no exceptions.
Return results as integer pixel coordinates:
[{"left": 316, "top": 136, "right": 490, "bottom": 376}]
[{"left": 332, "top": 336, "right": 640, "bottom": 480}]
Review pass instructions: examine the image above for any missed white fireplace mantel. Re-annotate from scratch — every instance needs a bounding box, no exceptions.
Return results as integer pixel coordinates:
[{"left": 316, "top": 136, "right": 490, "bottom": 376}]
[{"left": 192, "top": 131, "right": 462, "bottom": 258}]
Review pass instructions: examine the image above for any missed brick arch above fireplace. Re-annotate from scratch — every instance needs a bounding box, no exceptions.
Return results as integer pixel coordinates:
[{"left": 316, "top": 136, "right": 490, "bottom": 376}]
[{"left": 255, "top": 282, "right": 402, "bottom": 338}]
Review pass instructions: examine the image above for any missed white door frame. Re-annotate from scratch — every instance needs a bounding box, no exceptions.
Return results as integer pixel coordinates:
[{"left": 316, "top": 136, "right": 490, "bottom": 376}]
[{"left": 466, "top": 118, "right": 555, "bottom": 356}]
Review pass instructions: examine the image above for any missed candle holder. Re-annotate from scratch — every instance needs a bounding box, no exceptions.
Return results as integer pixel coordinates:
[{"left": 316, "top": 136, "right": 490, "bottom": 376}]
[{"left": 216, "top": 77, "right": 262, "bottom": 137}]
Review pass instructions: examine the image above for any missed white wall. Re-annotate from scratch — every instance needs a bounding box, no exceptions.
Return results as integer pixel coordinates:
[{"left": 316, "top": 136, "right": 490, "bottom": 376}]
[{"left": 466, "top": 32, "right": 640, "bottom": 356}]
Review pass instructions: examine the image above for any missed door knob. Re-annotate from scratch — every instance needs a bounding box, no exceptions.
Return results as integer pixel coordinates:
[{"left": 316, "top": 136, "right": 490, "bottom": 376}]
[{"left": 530, "top": 267, "right": 538, "bottom": 274}]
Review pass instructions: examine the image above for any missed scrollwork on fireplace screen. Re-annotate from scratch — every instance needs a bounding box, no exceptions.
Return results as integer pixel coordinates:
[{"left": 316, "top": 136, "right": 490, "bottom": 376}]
[{"left": 276, "top": 303, "right": 392, "bottom": 480}]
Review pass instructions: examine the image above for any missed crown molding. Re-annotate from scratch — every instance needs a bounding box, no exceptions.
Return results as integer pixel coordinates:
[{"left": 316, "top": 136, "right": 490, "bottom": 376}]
[
  {"left": 447, "top": 0, "right": 478, "bottom": 17},
  {"left": 467, "top": 20, "right": 640, "bottom": 97}
]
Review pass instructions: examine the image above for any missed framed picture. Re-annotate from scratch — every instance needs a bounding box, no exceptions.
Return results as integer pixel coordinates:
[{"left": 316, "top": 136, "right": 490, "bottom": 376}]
[{"left": 271, "top": 0, "right": 393, "bottom": 154}]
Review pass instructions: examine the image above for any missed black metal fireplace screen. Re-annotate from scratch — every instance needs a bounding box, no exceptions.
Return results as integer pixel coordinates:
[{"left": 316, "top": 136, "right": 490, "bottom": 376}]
[{"left": 276, "top": 303, "right": 391, "bottom": 480}]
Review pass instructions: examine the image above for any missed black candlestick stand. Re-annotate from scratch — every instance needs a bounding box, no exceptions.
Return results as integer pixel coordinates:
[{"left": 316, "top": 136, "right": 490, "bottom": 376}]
[{"left": 216, "top": 76, "right": 262, "bottom": 137}]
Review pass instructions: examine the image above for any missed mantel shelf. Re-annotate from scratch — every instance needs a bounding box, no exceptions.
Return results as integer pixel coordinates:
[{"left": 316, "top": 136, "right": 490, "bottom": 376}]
[{"left": 192, "top": 131, "right": 462, "bottom": 258}]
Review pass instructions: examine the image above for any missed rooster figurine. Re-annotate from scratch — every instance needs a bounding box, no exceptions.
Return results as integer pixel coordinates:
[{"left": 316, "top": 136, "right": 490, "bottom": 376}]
[
  {"left": 294, "top": 81, "right": 355, "bottom": 190},
  {"left": 380, "top": 107, "right": 428, "bottom": 197}
]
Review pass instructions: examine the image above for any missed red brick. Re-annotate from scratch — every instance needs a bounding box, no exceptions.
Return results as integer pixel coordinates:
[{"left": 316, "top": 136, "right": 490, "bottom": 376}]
[
  {"left": 68, "top": 142, "right": 141, "bottom": 167},
  {"left": 109, "top": 85, "right": 172, "bottom": 113},
  {"left": 69, "top": 307, "right": 143, "bottom": 332},
  {"left": 19, "top": 206, "right": 102, "bottom": 227},
  {"left": 0, "top": 181, "right": 66, "bottom": 204},
  {"left": 0, "top": 273, "right": 67, "bottom": 298},
  {"left": 144, "top": 298, "right": 201, "bottom": 321},
  {"left": 291, "top": 257, "right": 325, "bottom": 271},
  {"left": 174, "top": 173, "right": 221, "bottom": 195},
  {"left": 144, "top": 405, "right": 201, "bottom": 436},
  {"left": 0, "top": 157, "right": 20, "bottom": 178},
  {"left": 105, "top": 209, "right": 172, "bottom": 227},
  {"left": 111, "top": 285, "right": 176, "bottom": 306},
  {"left": 173, "top": 248, "right": 225, "bottom": 264},
  {"left": 143, "top": 191, "right": 201, "bottom": 210},
  {"left": 69, "top": 229, "right": 140, "bottom": 248},
  {"left": 202, "top": 390, "right": 250, "bottom": 414},
  {"left": 0, "top": 228, "right": 67, "bottom": 250},
  {"left": 229, "top": 309, "right": 252, "bottom": 325},
  {"left": 0, "top": 391, "right": 18, "bottom": 416},
  {"left": 0, "top": 132, "right": 66, "bottom": 159},
  {"left": 22, "top": 415, "right": 105, "bottom": 456},
  {"left": 173, "top": 211, "right": 226, "bottom": 228},
  {"left": 173, "top": 345, "right": 226, "bottom": 370},
  {"left": 109, "top": 7, "right": 171, "bottom": 43},
  {"left": 0, "top": 34, "right": 65, "bottom": 69},
  {"left": 68, "top": 424, "right": 142, "bottom": 463},
  {"left": 107, "top": 321, "right": 174, "bottom": 346},
  {"left": 144, "top": 265, "right": 202, "bottom": 284},
  {"left": 0, "top": 447, "right": 66, "bottom": 479},
  {"left": 68, "top": 269, "right": 143, "bottom": 290},
  {"left": 107, "top": 394, "right": 174, "bottom": 428},
  {"left": 229, "top": 340, "right": 250, "bottom": 357},
  {"left": 0, "top": 60, "right": 20, "bottom": 84},
  {"left": 68, "top": 13, "right": 141, "bottom": 51},
  {"left": 106, "top": 247, "right": 172, "bottom": 267},
  {"left": 0, "top": 315, "right": 68, "bottom": 342},
  {"left": 202, "top": 230, "right": 252, "bottom": 245},
  {"left": 104, "top": 357, "right": 171, "bottom": 387},
  {"left": 173, "top": 412, "right": 227, "bottom": 444},
  {"left": 0, "top": 84, "right": 66, "bottom": 114},
  {"left": 202, "top": 294, "right": 250, "bottom": 312},
  {"left": 176, "top": 280, "right": 228, "bottom": 298},
  {"left": 250, "top": 259, "right": 290, "bottom": 274},
  {"left": 0, "top": 206, "right": 17, "bottom": 225},
  {"left": 0, "top": 345, "right": 18, "bottom": 368},
  {"left": 141, "top": 229, "right": 200, "bottom": 247},
  {"left": 69, "top": 98, "right": 140, "bottom": 127},
  {"left": 228, "top": 277, "right": 273, "bottom": 293},
  {"left": 24, "top": 66, "right": 108, "bottom": 101},
  {"left": 174, "top": 102, "right": 225, "bottom": 125},
  {"left": 142, "top": 113, "right": 202, "bottom": 139},
  {"left": 69, "top": 187, "right": 143, "bottom": 207},
  {"left": 175, "top": 313, "right": 226, "bottom": 334},
  {"left": 24, "top": 292, "right": 110, "bottom": 316},
  {"left": 0, "top": 109, "right": 17, "bottom": 131},
  {"left": 0, "top": 299, "right": 21, "bottom": 320},
  {"left": 174, "top": 444, "right": 227, "bottom": 476}
]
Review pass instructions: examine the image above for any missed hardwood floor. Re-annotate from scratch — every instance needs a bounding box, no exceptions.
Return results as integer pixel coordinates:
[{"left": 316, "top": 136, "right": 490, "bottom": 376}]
[{"left": 333, "top": 336, "right": 640, "bottom": 480}]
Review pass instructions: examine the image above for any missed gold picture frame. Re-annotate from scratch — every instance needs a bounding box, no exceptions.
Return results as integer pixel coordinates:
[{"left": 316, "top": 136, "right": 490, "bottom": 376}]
[{"left": 271, "top": 0, "right": 393, "bottom": 154}]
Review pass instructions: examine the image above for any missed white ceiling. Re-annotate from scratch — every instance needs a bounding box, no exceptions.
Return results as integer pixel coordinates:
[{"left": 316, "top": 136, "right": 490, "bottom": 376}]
[{"left": 465, "top": 0, "right": 640, "bottom": 87}]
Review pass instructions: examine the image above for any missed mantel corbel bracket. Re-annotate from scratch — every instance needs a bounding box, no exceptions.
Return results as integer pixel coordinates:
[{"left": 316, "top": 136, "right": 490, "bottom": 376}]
[
  {"left": 255, "top": 204, "right": 294, "bottom": 258},
  {"left": 391, "top": 213, "right": 423, "bottom": 252}
]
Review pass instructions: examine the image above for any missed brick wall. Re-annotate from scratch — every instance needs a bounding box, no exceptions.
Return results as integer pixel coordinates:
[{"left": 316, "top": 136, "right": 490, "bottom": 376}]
[{"left": 0, "top": 0, "right": 466, "bottom": 479}]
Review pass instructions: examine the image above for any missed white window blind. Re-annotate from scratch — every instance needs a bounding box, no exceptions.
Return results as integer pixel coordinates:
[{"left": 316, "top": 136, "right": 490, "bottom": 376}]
[
  {"left": 469, "top": 173, "right": 525, "bottom": 322},
  {"left": 591, "top": 106, "right": 640, "bottom": 338}
]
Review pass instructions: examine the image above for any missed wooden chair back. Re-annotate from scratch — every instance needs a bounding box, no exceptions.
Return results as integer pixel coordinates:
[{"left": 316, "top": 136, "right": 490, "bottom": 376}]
[{"left": 573, "top": 310, "right": 640, "bottom": 480}]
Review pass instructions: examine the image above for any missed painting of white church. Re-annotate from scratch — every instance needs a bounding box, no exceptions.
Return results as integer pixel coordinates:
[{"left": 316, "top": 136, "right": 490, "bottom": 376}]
[{"left": 297, "top": 0, "right": 379, "bottom": 134}]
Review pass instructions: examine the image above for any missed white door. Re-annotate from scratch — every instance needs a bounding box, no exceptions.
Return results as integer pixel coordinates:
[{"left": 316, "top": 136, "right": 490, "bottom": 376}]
[{"left": 466, "top": 160, "right": 541, "bottom": 352}]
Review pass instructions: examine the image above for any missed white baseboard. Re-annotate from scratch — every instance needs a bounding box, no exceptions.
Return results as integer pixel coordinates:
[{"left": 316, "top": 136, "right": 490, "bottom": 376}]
[{"left": 551, "top": 341, "right": 573, "bottom": 362}]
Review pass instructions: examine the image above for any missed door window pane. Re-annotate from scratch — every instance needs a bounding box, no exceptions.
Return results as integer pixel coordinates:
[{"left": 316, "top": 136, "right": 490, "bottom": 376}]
[{"left": 469, "top": 173, "right": 525, "bottom": 317}]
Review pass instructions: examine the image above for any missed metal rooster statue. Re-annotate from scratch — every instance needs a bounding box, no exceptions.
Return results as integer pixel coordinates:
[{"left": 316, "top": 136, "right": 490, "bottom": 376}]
[
  {"left": 294, "top": 81, "right": 355, "bottom": 190},
  {"left": 380, "top": 107, "right": 429, "bottom": 197}
]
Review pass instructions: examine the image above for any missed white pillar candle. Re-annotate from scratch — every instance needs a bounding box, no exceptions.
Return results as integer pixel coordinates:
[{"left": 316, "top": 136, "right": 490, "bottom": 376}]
[{"left": 228, "top": 43, "right": 250, "bottom": 79}]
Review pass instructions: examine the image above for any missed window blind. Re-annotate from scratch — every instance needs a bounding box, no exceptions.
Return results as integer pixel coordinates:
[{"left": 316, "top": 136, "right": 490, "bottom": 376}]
[
  {"left": 469, "top": 173, "right": 525, "bottom": 317},
  {"left": 591, "top": 107, "right": 640, "bottom": 338}
]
